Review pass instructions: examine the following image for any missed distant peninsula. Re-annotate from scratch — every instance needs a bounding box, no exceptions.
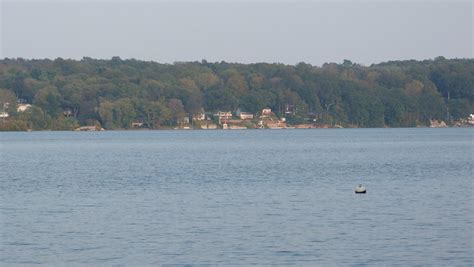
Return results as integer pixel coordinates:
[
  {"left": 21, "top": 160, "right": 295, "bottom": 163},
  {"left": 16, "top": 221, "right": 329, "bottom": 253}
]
[{"left": 0, "top": 57, "right": 472, "bottom": 131}]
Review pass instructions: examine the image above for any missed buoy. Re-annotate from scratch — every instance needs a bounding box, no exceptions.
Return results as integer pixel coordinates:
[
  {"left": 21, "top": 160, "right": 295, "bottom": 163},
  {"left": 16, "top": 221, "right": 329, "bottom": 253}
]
[{"left": 355, "top": 184, "right": 366, "bottom": 194}]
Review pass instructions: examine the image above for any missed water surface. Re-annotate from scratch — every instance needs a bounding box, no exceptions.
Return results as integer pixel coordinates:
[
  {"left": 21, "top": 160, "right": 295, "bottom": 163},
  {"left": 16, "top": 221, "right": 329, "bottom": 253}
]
[{"left": 1, "top": 128, "right": 472, "bottom": 265}]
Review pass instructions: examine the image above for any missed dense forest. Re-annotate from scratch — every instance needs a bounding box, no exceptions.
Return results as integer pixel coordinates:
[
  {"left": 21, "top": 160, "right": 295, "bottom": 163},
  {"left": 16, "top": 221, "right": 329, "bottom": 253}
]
[{"left": 0, "top": 57, "right": 472, "bottom": 130}]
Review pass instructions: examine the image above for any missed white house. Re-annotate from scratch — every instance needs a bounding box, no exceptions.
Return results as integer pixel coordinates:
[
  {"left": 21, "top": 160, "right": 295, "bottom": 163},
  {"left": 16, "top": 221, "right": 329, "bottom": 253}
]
[
  {"left": 193, "top": 113, "right": 205, "bottom": 121},
  {"left": 239, "top": 112, "right": 254, "bottom": 120},
  {"left": 468, "top": 114, "right": 474, "bottom": 125},
  {"left": 214, "top": 111, "right": 232, "bottom": 119},
  {"left": 17, "top": 104, "right": 32, "bottom": 112},
  {"left": 260, "top": 108, "right": 272, "bottom": 117}
]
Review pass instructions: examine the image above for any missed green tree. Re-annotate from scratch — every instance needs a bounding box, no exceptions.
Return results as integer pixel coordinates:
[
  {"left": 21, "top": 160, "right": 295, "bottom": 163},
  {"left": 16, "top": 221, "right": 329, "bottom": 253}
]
[
  {"left": 204, "top": 87, "right": 239, "bottom": 111},
  {"left": 144, "top": 99, "right": 171, "bottom": 129},
  {"left": 18, "top": 106, "right": 52, "bottom": 130},
  {"left": 98, "top": 100, "right": 115, "bottom": 129},
  {"left": 167, "top": 98, "right": 186, "bottom": 125},
  {"left": 34, "top": 86, "right": 61, "bottom": 117}
]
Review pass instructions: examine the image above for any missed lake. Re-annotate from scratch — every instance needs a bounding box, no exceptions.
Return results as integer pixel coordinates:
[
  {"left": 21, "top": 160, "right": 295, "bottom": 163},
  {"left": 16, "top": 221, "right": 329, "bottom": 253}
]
[{"left": 0, "top": 128, "right": 472, "bottom": 265}]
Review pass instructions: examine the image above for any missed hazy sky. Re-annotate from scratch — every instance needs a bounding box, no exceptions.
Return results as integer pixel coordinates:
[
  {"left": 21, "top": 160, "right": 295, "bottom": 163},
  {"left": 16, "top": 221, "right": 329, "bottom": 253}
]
[{"left": 1, "top": 0, "right": 472, "bottom": 66}]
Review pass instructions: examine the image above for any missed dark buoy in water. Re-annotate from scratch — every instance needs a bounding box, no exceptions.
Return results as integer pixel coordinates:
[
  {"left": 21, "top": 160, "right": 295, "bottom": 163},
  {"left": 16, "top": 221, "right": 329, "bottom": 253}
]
[{"left": 355, "top": 184, "right": 366, "bottom": 194}]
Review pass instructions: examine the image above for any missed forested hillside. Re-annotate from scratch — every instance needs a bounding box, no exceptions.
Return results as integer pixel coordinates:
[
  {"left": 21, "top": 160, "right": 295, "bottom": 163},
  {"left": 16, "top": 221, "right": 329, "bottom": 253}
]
[{"left": 0, "top": 57, "right": 472, "bottom": 130}]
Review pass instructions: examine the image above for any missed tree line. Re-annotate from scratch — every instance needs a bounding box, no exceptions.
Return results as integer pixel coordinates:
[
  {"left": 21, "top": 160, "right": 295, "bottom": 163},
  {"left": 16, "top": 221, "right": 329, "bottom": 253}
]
[{"left": 0, "top": 56, "right": 472, "bottom": 130}]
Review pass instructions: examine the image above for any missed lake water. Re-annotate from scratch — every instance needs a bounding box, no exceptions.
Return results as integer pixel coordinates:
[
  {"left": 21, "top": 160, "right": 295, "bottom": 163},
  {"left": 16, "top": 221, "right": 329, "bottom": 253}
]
[{"left": 0, "top": 128, "right": 472, "bottom": 265}]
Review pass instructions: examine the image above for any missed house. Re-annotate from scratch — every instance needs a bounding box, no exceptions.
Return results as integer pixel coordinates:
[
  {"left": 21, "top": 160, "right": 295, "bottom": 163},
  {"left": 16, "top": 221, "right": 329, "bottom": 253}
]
[
  {"left": 214, "top": 111, "right": 232, "bottom": 119},
  {"left": 193, "top": 109, "right": 206, "bottom": 121},
  {"left": 261, "top": 108, "right": 272, "bottom": 117},
  {"left": 63, "top": 108, "right": 73, "bottom": 117},
  {"left": 468, "top": 114, "right": 474, "bottom": 125},
  {"left": 193, "top": 113, "right": 205, "bottom": 121},
  {"left": 214, "top": 111, "right": 232, "bottom": 124},
  {"left": 239, "top": 112, "right": 254, "bottom": 120},
  {"left": 17, "top": 104, "right": 32, "bottom": 112}
]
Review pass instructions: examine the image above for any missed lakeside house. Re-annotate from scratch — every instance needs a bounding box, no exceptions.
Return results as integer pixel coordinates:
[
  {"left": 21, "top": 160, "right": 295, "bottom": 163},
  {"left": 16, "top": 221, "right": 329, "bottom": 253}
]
[
  {"left": 215, "top": 111, "right": 232, "bottom": 120},
  {"left": 260, "top": 108, "right": 272, "bottom": 118},
  {"left": 17, "top": 104, "right": 32, "bottom": 112},
  {"left": 193, "top": 113, "right": 205, "bottom": 121},
  {"left": 179, "top": 116, "right": 190, "bottom": 124},
  {"left": 235, "top": 108, "right": 254, "bottom": 120},
  {"left": 2, "top": 102, "right": 32, "bottom": 120},
  {"left": 63, "top": 108, "right": 73, "bottom": 117},
  {"left": 214, "top": 111, "right": 232, "bottom": 124},
  {"left": 239, "top": 112, "right": 254, "bottom": 120}
]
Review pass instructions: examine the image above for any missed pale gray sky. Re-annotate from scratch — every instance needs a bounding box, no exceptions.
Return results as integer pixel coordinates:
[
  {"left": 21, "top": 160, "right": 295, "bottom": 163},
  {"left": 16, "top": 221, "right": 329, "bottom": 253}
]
[{"left": 1, "top": 0, "right": 472, "bottom": 66}]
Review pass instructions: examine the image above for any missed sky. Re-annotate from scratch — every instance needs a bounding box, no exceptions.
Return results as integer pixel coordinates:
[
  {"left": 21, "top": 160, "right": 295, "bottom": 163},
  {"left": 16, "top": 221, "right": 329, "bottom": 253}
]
[{"left": 0, "top": 0, "right": 472, "bottom": 66}]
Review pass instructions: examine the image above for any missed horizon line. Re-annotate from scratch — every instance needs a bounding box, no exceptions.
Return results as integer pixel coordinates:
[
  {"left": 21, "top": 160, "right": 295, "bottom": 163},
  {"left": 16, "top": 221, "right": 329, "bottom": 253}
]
[{"left": 1, "top": 56, "right": 472, "bottom": 67}]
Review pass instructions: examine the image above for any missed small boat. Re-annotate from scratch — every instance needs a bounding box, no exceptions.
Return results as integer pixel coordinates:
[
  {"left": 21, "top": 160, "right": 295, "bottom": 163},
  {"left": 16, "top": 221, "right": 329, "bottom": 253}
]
[{"left": 355, "top": 184, "right": 366, "bottom": 194}]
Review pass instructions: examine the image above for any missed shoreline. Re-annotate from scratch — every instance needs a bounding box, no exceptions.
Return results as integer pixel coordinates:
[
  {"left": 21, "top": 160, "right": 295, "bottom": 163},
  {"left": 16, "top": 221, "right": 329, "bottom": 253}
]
[{"left": 1, "top": 125, "right": 472, "bottom": 132}]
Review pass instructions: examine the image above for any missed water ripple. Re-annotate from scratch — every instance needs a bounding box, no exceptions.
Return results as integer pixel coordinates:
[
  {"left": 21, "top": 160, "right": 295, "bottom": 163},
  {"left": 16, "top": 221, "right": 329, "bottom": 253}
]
[{"left": 1, "top": 129, "right": 472, "bottom": 265}]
